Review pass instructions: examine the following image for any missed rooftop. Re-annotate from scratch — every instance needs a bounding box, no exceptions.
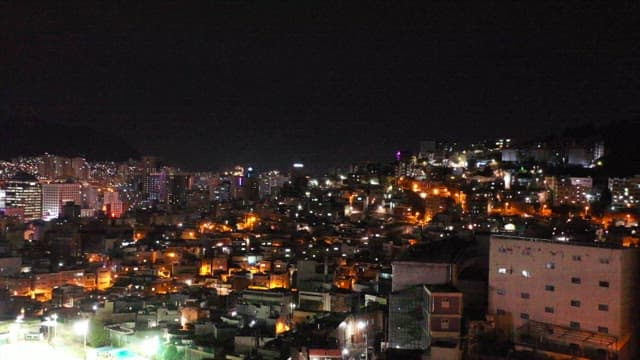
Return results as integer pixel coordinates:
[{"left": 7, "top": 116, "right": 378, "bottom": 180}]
[{"left": 492, "top": 234, "right": 628, "bottom": 250}]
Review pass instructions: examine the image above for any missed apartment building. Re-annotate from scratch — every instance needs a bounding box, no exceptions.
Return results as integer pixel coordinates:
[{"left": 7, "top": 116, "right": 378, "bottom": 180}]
[{"left": 489, "top": 235, "right": 640, "bottom": 359}]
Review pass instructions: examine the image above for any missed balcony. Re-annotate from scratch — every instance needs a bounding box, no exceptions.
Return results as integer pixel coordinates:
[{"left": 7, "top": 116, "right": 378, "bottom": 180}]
[{"left": 515, "top": 320, "right": 619, "bottom": 360}]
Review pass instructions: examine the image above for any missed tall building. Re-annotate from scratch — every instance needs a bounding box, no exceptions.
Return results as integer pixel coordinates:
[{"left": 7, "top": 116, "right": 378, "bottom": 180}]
[
  {"left": 5, "top": 172, "right": 42, "bottom": 222},
  {"left": 546, "top": 176, "right": 593, "bottom": 207},
  {"left": 388, "top": 262, "right": 456, "bottom": 350},
  {"left": 609, "top": 175, "right": 640, "bottom": 209},
  {"left": 42, "top": 182, "right": 82, "bottom": 220},
  {"left": 70, "top": 157, "right": 90, "bottom": 180},
  {"left": 489, "top": 234, "right": 640, "bottom": 360},
  {"left": 167, "top": 173, "right": 189, "bottom": 209},
  {"left": 103, "top": 190, "right": 124, "bottom": 218},
  {"left": 0, "top": 189, "right": 5, "bottom": 210}
]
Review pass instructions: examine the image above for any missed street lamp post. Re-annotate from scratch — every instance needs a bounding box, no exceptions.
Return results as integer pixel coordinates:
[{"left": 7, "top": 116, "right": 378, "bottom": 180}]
[
  {"left": 51, "top": 313, "right": 58, "bottom": 341},
  {"left": 357, "top": 321, "right": 368, "bottom": 360},
  {"left": 74, "top": 319, "right": 89, "bottom": 359}
]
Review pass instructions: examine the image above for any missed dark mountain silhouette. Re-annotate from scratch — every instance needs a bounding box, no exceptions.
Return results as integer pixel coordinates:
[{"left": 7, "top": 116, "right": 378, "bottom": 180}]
[{"left": 0, "top": 117, "right": 139, "bottom": 162}]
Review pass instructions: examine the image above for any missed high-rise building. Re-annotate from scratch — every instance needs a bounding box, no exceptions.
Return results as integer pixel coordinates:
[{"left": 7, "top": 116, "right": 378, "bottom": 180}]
[
  {"left": 489, "top": 234, "right": 640, "bottom": 360},
  {"left": 5, "top": 172, "right": 42, "bottom": 222},
  {"left": 167, "top": 173, "right": 189, "bottom": 209},
  {"left": 609, "top": 175, "right": 640, "bottom": 209},
  {"left": 41, "top": 182, "right": 82, "bottom": 220},
  {"left": 0, "top": 189, "right": 5, "bottom": 210},
  {"left": 71, "top": 157, "right": 90, "bottom": 180},
  {"left": 103, "top": 190, "right": 124, "bottom": 218}
]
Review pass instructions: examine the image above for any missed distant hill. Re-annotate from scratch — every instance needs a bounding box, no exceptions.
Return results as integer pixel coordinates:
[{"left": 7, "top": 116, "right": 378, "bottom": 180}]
[{"left": 0, "top": 118, "right": 139, "bottom": 161}]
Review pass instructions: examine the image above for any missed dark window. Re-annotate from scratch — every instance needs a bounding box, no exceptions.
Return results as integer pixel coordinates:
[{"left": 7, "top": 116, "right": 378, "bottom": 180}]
[
  {"left": 520, "top": 313, "right": 529, "bottom": 320},
  {"left": 441, "top": 298, "right": 450, "bottom": 309},
  {"left": 570, "top": 321, "right": 580, "bottom": 329},
  {"left": 545, "top": 285, "right": 555, "bottom": 291},
  {"left": 571, "top": 277, "right": 581, "bottom": 284},
  {"left": 571, "top": 300, "right": 581, "bottom": 307},
  {"left": 598, "top": 304, "right": 609, "bottom": 311},
  {"left": 496, "top": 308, "right": 506, "bottom": 315},
  {"left": 598, "top": 326, "right": 608, "bottom": 334},
  {"left": 544, "top": 306, "right": 554, "bottom": 313},
  {"left": 572, "top": 255, "right": 582, "bottom": 261},
  {"left": 546, "top": 262, "right": 555, "bottom": 269},
  {"left": 521, "top": 292, "right": 530, "bottom": 299},
  {"left": 497, "top": 289, "right": 505, "bottom": 295},
  {"left": 599, "top": 281, "right": 610, "bottom": 288}
]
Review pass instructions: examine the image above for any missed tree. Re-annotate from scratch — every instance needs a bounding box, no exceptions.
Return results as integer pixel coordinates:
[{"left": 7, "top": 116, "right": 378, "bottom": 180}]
[
  {"left": 161, "top": 344, "right": 181, "bottom": 360},
  {"left": 87, "top": 318, "right": 109, "bottom": 347}
]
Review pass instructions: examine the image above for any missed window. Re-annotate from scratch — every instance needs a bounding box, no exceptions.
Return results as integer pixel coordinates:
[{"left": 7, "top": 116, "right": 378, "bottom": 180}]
[
  {"left": 545, "top": 285, "right": 555, "bottom": 291},
  {"left": 571, "top": 300, "right": 581, "bottom": 307},
  {"left": 441, "top": 298, "right": 450, "bottom": 309},
  {"left": 572, "top": 255, "right": 582, "bottom": 261},
  {"left": 441, "top": 319, "right": 450, "bottom": 329},
  {"left": 545, "top": 306, "right": 554, "bottom": 313},
  {"left": 599, "top": 281, "right": 610, "bottom": 288},
  {"left": 496, "top": 309, "right": 506, "bottom": 315},
  {"left": 521, "top": 270, "right": 531, "bottom": 278},
  {"left": 498, "top": 267, "right": 508, "bottom": 274},
  {"left": 570, "top": 321, "right": 580, "bottom": 329},
  {"left": 571, "top": 277, "right": 581, "bottom": 284},
  {"left": 521, "top": 292, "right": 530, "bottom": 299},
  {"left": 598, "top": 304, "right": 609, "bottom": 311},
  {"left": 599, "top": 258, "right": 610, "bottom": 264},
  {"left": 598, "top": 326, "right": 609, "bottom": 334},
  {"left": 545, "top": 262, "right": 555, "bottom": 269},
  {"left": 520, "top": 313, "right": 529, "bottom": 320},
  {"left": 497, "top": 288, "right": 506, "bottom": 295}
]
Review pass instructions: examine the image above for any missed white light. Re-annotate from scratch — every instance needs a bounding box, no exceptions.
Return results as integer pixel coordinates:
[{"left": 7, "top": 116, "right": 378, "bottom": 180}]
[
  {"left": 342, "top": 348, "right": 349, "bottom": 355},
  {"left": 141, "top": 336, "right": 159, "bottom": 356},
  {"left": 74, "top": 320, "right": 89, "bottom": 335},
  {"left": 522, "top": 270, "right": 531, "bottom": 278}
]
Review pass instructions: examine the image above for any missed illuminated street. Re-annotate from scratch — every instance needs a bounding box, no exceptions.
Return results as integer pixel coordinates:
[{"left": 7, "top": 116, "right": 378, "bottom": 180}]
[{"left": 0, "top": 342, "right": 83, "bottom": 360}]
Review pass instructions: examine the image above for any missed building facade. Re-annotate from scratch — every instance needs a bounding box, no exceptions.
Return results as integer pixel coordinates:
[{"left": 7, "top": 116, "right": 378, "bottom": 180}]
[{"left": 489, "top": 234, "right": 640, "bottom": 359}]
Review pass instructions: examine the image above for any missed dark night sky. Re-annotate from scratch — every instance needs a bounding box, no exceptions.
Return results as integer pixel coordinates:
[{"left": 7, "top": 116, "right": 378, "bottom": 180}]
[{"left": 2, "top": 2, "right": 640, "bottom": 171}]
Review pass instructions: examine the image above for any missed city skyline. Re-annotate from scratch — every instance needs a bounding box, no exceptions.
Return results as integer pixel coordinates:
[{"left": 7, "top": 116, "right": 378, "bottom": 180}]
[{"left": 3, "top": 2, "right": 640, "bottom": 171}]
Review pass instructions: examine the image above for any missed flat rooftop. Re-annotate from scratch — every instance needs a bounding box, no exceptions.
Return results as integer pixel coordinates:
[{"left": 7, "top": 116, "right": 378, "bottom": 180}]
[{"left": 492, "top": 234, "right": 627, "bottom": 250}]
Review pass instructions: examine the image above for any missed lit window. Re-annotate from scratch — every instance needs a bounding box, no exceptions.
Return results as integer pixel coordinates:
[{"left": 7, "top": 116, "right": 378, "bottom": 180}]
[
  {"left": 441, "top": 319, "right": 450, "bottom": 329},
  {"left": 521, "top": 270, "right": 531, "bottom": 278},
  {"left": 545, "top": 262, "right": 555, "bottom": 269},
  {"left": 497, "top": 289, "right": 506, "bottom": 295},
  {"left": 498, "top": 267, "right": 507, "bottom": 274}
]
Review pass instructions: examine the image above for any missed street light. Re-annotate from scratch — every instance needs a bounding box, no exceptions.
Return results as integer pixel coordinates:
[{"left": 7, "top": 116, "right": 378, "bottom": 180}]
[
  {"left": 74, "top": 319, "right": 89, "bottom": 359},
  {"left": 357, "top": 321, "right": 368, "bottom": 360},
  {"left": 51, "top": 313, "right": 58, "bottom": 340}
]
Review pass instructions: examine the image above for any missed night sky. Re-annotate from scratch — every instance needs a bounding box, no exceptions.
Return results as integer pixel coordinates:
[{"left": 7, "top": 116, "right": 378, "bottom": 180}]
[{"left": 2, "top": 2, "right": 640, "bottom": 171}]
